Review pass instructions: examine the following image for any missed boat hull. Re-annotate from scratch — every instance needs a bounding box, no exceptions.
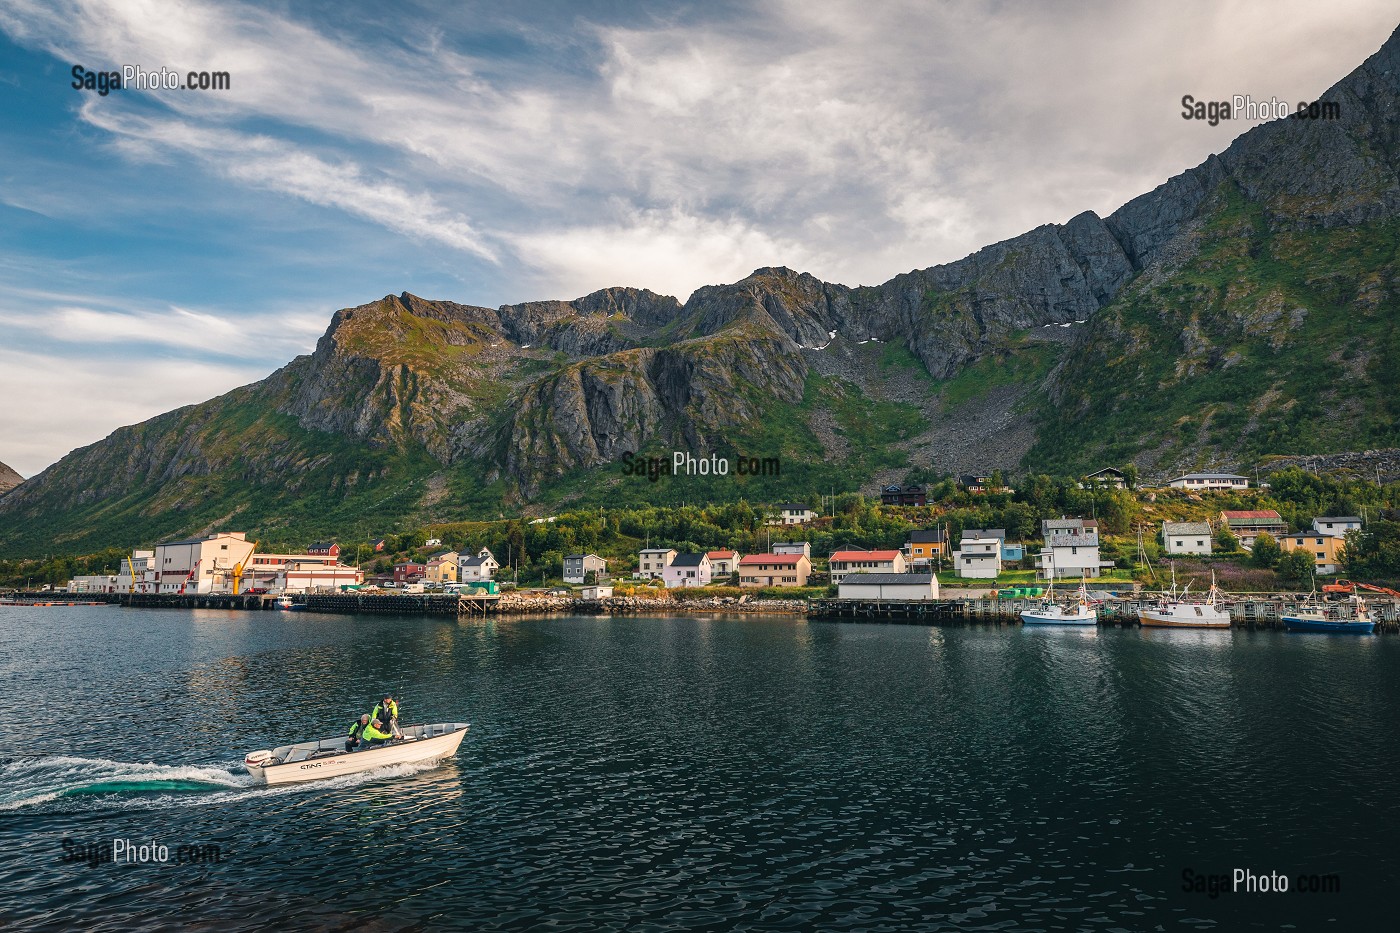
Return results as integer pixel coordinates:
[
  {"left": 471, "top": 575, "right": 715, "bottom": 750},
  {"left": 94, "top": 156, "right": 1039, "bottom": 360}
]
[
  {"left": 244, "top": 722, "right": 469, "bottom": 785},
  {"left": 1281, "top": 616, "right": 1375, "bottom": 634},
  {"left": 1021, "top": 610, "right": 1096, "bottom": 626},
  {"left": 1137, "top": 609, "right": 1231, "bottom": 628}
]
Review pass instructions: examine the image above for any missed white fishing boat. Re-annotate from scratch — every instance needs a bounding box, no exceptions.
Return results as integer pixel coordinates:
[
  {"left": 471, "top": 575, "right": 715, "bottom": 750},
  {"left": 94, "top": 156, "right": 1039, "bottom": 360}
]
[
  {"left": 1021, "top": 576, "right": 1097, "bottom": 626},
  {"left": 243, "top": 721, "right": 470, "bottom": 785},
  {"left": 1138, "top": 567, "right": 1232, "bottom": 629}
]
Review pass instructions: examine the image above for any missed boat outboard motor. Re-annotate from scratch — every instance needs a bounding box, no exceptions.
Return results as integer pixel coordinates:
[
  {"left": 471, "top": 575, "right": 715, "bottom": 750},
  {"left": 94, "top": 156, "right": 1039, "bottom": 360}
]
[{"left": 244, "top": 750, "right": 273, "bottom": 767}]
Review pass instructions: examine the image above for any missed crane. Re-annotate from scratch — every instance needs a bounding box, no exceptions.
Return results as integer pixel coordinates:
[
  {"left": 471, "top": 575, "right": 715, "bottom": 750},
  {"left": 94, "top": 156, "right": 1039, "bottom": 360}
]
[
  {"left": 231, "top": 542, "right": 258, "bottom": 595},
  {"left": 178, "top": 559, "right": 200, "bottom": 595},
  {"left": 1322, "top": 579, "right": 1400, "bottom": 599},
  {"left": 125, "top": 555, "right": 138, "bottom": 594}
]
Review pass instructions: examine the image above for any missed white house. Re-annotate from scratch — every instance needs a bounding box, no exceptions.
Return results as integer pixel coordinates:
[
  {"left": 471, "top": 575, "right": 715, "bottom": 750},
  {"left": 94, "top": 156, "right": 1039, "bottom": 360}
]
[
  {"left": 954, "top": 535, "right": 1002, "bottom": 579},
  {"left": 828, "top": 549, "right": 906, "bottom": 583},
  {"left": 1162, "top": 521, "right": 1213, "bottom": 556},
  {"left": 838, "top": 572, "right": 940, "bottom": 601},
  {"left": 772, "top": 542, "right": 812, "bottom": 558},
  {"left": 637, "top": 548, "right": 677, "bottom": 579},
  {"left": 1313, "top": 516, "right": 1362, "bottom": 536},
  {"left": 706, "top": 550, "right": 741, "bottom": 577},
  {"left": 1035, "top": 519, "right": 1111, "bottom": 580},
  {"left": 581, "top": 584, "right": 614, "bottom": 600},
  {"left": 563, "top": 553, "right": 608, "bottom": 584},
  {"left": 772, "top": 504, "right": 816, "bottom": 525},
  {"left": 1168, "top": 472, "right": 1248, "bottom": 491},
  {"left": 663, "top": 553, "right": 712, "bottom": 588},
  {"left": 458, "top": 548, "right": 500, "bottom": 582}
]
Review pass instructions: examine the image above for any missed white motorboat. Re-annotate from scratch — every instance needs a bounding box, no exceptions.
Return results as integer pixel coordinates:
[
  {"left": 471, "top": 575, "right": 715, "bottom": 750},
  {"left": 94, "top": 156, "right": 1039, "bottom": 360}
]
[
  {"left": 243, "top": 721, "right": 470, "bottom": 785},
  {"left": 1021, "top": 577, "right": 1097, "bottom": 626},
  {"left": 1138, "top": 567, "right": 1232, "bottom": 628}
]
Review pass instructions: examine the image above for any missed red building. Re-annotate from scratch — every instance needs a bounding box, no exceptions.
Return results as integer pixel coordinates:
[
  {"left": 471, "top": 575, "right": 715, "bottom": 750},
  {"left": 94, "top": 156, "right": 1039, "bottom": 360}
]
[
  {"left": 393, "top": 561, "right": 426, "bottom": 584},
  {"left": 308, "top": 541, "right": 341, "bottom": 557}
]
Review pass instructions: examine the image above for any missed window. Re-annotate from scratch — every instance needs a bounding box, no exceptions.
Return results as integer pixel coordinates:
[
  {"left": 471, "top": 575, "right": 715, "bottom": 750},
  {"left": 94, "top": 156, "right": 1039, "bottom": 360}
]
[{"left": 1197, "top": 540, "right": 1205, "bottom": 547}]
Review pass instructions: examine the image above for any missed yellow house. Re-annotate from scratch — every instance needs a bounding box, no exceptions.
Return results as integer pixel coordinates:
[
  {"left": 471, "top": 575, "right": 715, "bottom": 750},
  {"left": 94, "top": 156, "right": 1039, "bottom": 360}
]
[
  {"left": 1278, "top": 533, "right": 1345, "bottom": 574},
  {"left": 425, "top": 551, "right": 459, "bottom": 584},
  {"left": 905, "top": 529, "right": 947, "bottom": 567}
]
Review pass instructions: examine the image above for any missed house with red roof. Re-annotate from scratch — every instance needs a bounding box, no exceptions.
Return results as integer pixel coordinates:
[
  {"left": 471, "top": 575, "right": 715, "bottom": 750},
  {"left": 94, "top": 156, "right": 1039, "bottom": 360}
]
[
  {"left": 828, "top": 548, "right": 907, "bottom": 583},
  {"left": 738, "top": 553, "right": 811, "bottom": 587},
  {"left": 706, "top": 549, "right": 741, "bottom": 578},
  {"left": 1220, "top": 509, "right": 1286, "bottom": 547}
]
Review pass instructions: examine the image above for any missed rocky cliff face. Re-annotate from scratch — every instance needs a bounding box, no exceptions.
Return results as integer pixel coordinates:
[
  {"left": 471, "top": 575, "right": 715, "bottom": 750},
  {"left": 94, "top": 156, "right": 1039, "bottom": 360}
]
[
  {"left": 3, "top": 23, "right": 1399, "bottom": 556},
  {"left": 0, "top": 461, "right": 21, "bottom": 495}
]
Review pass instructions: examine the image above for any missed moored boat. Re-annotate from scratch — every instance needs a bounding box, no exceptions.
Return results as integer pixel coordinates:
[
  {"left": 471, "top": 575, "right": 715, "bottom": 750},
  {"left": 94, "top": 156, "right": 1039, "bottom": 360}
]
[
  {"left": 1282, "top": 596, "right": 1374, "bottom": 634},
  {"left": 1021, "top": 577, "right": 1097, "bottom": 626},
  {"left": 1138, "top": 567, "right": 1232, "bottom": 628},
  {"left": 243, "top": 721, "right": 470, "bottom": 785}
]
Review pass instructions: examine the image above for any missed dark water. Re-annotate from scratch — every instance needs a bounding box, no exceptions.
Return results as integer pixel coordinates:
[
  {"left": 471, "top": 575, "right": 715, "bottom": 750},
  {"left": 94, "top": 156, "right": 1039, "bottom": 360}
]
[{"left": 1, "top": 606, "right": 1397, "bottom": 930}]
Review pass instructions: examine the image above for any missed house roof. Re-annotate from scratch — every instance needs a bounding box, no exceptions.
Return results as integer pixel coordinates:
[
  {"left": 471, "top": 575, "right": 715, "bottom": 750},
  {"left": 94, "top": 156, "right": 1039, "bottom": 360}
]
[
  {"left": 1043, "top": 519, "right": 1086, "bottom": 531},
  {"left": 961, "top": 528, "right": 1006, "bottom": 541},
  {"left": 831, "top": 549, "right": 901, "bottom": 561},
  {"left": 959, "top": 474, "right": 989, "bottom": 484},
  {"left": 565, "top": 553, "right": 604, "bottom": 561},
  {"left": 839, "top": 573, "right": 936, "bottom": 586},
  {"left": 739, "top": 553, "right": 804, "bottom": 566},
  {"left": 1174, "top": 472, "right": 1247, "bottom": 480},
  {"left": 639, "top": 547, "right": 675, "bottom": 555},
  {"left": 776, "top": 503, "right": 812, "bottom": 511},
  {"left": 1222, "top": 509, "right": 1283, "bottom": 521},
  {"left": 670, "top": 553, "right": 709, "bottom": 567},
  {"left": 1046, "top": 532, "right": 1100, "bottom": 547},
  {"left": 460, "top": 556, "right": 491, "bottom": 567},
  {"left": 1163, "top": 521, "right": 1212, "bottom": 535},
  {"left": 706, "top": 550, "right": 737, "bottom": 559},
  {"left": 1086, "top": 467, "right": 1125, "bottom": 477},
  {"left": 908, "top": 529, "right": 946, "bottom": 543},
  {"left": 309, "top": 541, "right": 337, "bottom": 549},
  {"left": 1315, "top": 516, "right": 1362, "bottom": 524}
]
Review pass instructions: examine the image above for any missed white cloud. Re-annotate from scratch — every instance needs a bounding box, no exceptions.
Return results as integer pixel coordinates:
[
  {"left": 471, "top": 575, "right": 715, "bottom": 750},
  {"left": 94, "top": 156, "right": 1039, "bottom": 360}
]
[{"left": 0, "top": 347, "right": 272, "bottom": 477}]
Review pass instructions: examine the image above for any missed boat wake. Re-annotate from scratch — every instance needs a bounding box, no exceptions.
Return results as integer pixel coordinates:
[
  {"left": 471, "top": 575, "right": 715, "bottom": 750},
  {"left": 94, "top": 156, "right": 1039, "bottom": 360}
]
[{"left": 0, "top": 754, "right": 448, "bottom": 813}]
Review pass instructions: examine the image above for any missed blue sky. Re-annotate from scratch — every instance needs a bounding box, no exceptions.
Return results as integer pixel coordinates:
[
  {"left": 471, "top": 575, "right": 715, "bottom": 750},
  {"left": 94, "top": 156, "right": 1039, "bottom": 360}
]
[{"left": 1, "top": 0, "right": 1396, "bottom": 476}]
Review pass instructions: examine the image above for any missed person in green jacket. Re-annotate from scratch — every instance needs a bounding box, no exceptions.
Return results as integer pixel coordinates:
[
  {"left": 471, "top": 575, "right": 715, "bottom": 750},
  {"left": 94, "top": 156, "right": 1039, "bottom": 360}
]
[
  {"left": 345, "top": 714, "right": 371, "bottom": 752},
  {"left": 372, "top": 695, "right": 401, "bottom": 738},
  {"left": 360, "top": 718, "right": 395, "bottom": 748}
]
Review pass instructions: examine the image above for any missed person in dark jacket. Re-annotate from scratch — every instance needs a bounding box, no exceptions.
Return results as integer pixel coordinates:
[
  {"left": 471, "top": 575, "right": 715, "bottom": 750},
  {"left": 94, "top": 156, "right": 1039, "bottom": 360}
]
[{"left": 371, "top": 695, "right": 401, "bottom": 738}]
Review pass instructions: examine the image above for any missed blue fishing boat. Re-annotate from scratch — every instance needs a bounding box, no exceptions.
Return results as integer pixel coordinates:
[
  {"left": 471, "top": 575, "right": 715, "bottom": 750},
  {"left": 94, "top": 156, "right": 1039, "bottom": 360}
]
[{"left": 1281, "top": 597, "right": 1374, "bottom": 634}]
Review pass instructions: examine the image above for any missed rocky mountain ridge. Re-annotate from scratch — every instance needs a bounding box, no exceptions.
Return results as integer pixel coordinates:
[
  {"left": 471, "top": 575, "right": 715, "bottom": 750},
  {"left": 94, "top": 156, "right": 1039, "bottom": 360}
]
[{"left": 2, "top": 23, "right": 1399, "bottom": 556}]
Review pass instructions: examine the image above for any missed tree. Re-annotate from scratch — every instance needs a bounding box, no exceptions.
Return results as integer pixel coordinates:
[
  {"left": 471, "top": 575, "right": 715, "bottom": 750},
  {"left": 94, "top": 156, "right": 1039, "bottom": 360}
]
[
  {"left": 1215, "top": 526, "right": 1240, "bottom": 554},
  {"left": 1249, "top": 532, "right": 1280, "bottom": 568},
  {"left": 1122, "top": 464, "right": 1140, "bottom": 490},
  {"left": 1276, "top": 548, "right": 1317, "bottom": 585}
]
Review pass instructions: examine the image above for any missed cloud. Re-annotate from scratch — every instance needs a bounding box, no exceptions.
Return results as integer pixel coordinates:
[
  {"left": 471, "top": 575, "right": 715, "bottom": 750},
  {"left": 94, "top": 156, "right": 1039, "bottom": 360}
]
[{"left": 0, "top": 347, "right": 271, "bottom": 477}]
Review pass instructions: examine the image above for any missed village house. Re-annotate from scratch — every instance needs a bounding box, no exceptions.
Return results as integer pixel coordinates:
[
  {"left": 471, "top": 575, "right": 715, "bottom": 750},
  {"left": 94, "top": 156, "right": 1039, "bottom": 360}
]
[
  {"left": 838, "top": 572, "right": 940, "bottom": 601},
  {"left": 1081, "top": 467, "right": 1127, "bottom": 489},
  {"left": 904, "top": 529, "right": 947, "bottom": 568},
  {"left": 959, "top": 473, "right": 993, "bottom": 493},
  {"left": 458, "top": 548, "right": 500, "bottom": 583},
  {"left": 663, "top": 553, "right": 712, "bottom": 588},
  {"left": 828, "top": 548, "right": 907, "bottom": 584},
  {"left": 1170, "top": 472, "right": 1249, "bottom": 491},
  {"left": 369, "top": 538, "right": 388, "bottom": 553},
  {"left": 772, "top": 541, "right": 811, "bottom": 558},
  {"left": 563, "top": 553, "right": 608, "bottom": 584},
  {"left": 1313, "top": 516, "right": 1362, "bottom": 536},
  {"left": 392, "top": 561, "right": 426, "bottom": 585},
  {"left": 636, "top": 547, "right": 677, "bottom": 579},
  {"left": 1034, "top": 518, "right": 1111, "bottom": 581},
  {"left": 738, "top": 553, "right": 811, "bottom": 587},
  {"left": 879, "top": 484, "right": 927, "bottom": 506},
  {"left": 953, "top": 532, "right": 1002, "bottom": 579},
  {"left": 307, "top": 541, "right": 340, "bottom": 557},
  {"left": 1220, "top": 510, "right": 1287, "bottom": 548},
  {"left": 1280, "top": 530, "right": 1346, "bottom": 575},
  {"left": 1162, "top": 521, "right": 1213, "bottom": 556},
  {"left": 581, "top": 583, "right": 613, "bottom": 600},
  {"left": 425, "top": 551, "right": 459, "bottom": 584},
  {"left": 771, "top": 503, "right": 817, "bottom": 525},
  {"left": 706, "top": 549, "right": 741, "bottom": 577}
]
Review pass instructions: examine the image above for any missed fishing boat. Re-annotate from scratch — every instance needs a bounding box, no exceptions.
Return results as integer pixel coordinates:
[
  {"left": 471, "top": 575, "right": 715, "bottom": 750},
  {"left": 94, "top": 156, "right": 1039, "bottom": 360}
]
[
  {"left": 1138, "top": 567, "right": 1232, "bottom": 628},
  {"left": 243, "top": 721, "right": 470, "bottom": 785},
  {"left": 1021, "top": 576, "right": 1097, "bottom": 626},
  {"left": 274, "top": 596, "right": 307, "bottom": 611},
  {"left": 1282, "top": 596, "right": 1375, "bottom": 634}
]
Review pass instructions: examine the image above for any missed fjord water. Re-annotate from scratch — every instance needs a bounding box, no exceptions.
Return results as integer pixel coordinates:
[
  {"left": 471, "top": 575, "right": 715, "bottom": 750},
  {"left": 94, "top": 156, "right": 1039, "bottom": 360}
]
[{"left": 2, "top": 607, "right": 1397, "bottom": 930}]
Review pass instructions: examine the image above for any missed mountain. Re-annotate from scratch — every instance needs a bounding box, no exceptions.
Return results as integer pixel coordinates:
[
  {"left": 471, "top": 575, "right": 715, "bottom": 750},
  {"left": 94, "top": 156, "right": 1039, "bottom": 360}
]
[
  {"left": 3, "top": 24, "right": 1400, "bottom": 557},
  {"left": 0, "top": 461, "right": 21, "bottom": 495}
]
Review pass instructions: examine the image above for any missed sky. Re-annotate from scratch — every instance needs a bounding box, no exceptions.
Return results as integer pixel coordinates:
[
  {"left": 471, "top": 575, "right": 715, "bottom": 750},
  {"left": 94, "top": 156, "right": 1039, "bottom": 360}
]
[{"left": 0, "top": 0, "right": 1396, "bottom": 477}]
